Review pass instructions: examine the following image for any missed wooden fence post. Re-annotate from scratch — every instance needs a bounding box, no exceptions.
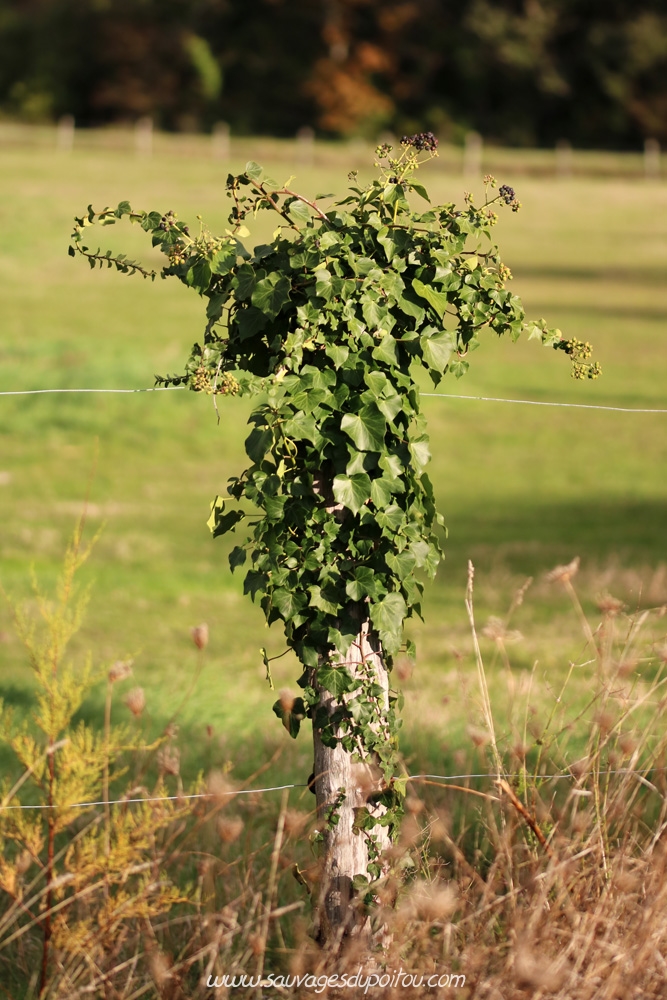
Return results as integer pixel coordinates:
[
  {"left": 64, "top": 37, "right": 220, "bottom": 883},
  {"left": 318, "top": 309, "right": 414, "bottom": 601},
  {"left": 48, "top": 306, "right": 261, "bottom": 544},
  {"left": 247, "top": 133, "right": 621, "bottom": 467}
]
[
  {"left": 463, "top": 131, "right": 483, "bottom": 177},
  {"left": 556, "top": 138, "right": 572, "bottom": 178},
  {"left": 135, "top": 116, "right": 153, "bottom": 157},
  {"left": 645, "top": 138, "right": 660, "bottom": 180},
  {"left": 212, "top": 121, "right": 230, "bottom": 160},
  {"left": 56, "top": 114, "right": 75, "bottom": 153},
  {"left": 313, "top": 621, "right": 391, "bottom": 943}
]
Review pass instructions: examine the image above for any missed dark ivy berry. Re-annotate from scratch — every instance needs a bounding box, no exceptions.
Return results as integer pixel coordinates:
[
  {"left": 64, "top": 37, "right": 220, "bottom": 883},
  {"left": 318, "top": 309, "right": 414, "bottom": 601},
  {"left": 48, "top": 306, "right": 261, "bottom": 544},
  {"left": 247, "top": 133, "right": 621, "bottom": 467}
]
[
  {"left": 499, "top": 185, "right": 515, "bottom": 205},
  {"left": 400, "top": 131, "right": 438, "bottom": 152}
]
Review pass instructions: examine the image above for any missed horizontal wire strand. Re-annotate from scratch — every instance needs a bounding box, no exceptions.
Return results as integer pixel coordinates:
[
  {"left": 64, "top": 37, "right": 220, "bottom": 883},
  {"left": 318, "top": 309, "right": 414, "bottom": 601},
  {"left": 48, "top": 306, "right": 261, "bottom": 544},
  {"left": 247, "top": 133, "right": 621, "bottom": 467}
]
[
  {"left": 2, "top": 767, "right": 665, "bottom": 811},
  {"left": 420, "top": 392, "right": 667, "bottom": 413},
  {"left": 0, "top": 385, "right": 664, "bottom": 412}
]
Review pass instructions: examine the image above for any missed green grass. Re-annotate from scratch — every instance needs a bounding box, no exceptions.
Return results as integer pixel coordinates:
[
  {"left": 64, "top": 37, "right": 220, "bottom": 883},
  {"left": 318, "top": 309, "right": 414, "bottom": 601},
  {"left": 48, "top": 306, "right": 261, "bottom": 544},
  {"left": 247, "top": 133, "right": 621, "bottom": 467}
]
[{"left": 0, "top": 136, "right": 666, "bottom": 788}]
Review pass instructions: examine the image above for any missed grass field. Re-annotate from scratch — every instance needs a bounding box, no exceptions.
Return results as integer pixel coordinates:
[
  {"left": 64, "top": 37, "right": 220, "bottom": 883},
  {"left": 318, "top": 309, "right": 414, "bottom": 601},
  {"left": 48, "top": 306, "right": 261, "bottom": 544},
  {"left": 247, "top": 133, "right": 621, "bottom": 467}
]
[{"left": 0, "top": 135, "right": 666, "bottom": 791}]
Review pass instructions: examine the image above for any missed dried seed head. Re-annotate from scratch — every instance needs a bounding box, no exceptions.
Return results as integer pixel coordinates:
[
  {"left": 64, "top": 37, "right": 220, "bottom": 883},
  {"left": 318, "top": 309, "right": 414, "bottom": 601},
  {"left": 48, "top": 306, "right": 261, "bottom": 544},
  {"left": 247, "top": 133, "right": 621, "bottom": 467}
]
[
  {"left": 613, "top": 867, "right": 642, "bottom": 894},
  {"left": 514, "top": 947, "right": 565, "bottom": 991},
  {"left": 594, "top": 710, "right": 615, "bottom": 735},
  {"left": 284, "top": 809, "right": 310, "bottom": 837},
  {"left": 206, "top": 770, "right": 236, "bottom": 803},
  {"left": 351, "top": 762, "right": 383, "bottom": 799},
  {"left": 157, "top": 746, "right": 180, "bottom": 776},
  {"left": 191, "top": 622, "right": 209, "bottom": 650},
  {"left": 545, "top": 556, "right": 580, "bottom": 584},
  {"left": 467, "top": 726, "right": 490, "bottom": 748},
  {"left": 399, "top": 814, "right": 422, "bottom": 846},
  {"left": 482, "top": 617, "right": 522, "bottom": 644},
  {"left": 405, "top": 794, "right": 425, "bottom": 815},
  {"left": 16, "top": 850, "right": 32, "bottom": 876},
  {"left": 217, "top": 815, "right": 244, "bottom": 843},
  {"left": 395, "top": 657, "right": 413, "bottom": 682},
  {"left": 125, "top": 686, "right": 146, "bottom": 717},
  {"left": 596, "top": 592, "right": 625, "bottom": 616},
  {"left": 108, "top": 659, "right": 133, "bottom": 683},
  {"left": 401, "top": 880, "right": 457, "bottom": 922},
  {"left": 149, "top": 951, "right": 172, "bottom": 988},
  {"left": 429, "top": 810, "right": 450, "bottom": 844},
  {"left": 618, "top": 732, "right": 638, "bottom": 757},
  {"left": 513, "top": 576, "right": 532, "bottom": 607}
]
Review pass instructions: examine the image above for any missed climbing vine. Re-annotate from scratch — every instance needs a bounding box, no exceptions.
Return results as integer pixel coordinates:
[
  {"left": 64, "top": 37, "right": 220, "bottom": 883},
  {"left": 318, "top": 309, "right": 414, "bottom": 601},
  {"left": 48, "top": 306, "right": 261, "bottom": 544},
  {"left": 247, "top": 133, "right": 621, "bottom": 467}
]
[{"left": 70, "top": 135, "right": 599, "bottom": 857}]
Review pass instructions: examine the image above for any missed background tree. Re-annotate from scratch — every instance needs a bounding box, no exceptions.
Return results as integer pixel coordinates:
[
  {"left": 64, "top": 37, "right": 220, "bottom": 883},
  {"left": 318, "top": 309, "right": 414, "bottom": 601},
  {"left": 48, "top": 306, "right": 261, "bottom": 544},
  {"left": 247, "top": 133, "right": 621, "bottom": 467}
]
[{"left": 2, "top": 0, "right": 667, "bottom": 147}]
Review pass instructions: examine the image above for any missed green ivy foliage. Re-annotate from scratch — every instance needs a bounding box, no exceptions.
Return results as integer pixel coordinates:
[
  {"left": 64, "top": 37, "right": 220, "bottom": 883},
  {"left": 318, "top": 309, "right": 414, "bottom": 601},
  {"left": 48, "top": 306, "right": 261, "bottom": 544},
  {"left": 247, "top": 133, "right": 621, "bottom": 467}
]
[{"left": 70, "top": 139, "right": 598, "bottom": 816}]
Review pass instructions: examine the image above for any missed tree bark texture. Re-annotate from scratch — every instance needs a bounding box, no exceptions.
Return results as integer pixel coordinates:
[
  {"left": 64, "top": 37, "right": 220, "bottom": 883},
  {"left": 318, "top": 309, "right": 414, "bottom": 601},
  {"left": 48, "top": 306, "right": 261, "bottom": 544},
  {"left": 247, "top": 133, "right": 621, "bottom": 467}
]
[{"left": 312, "top": 620, "right": 392, "bottom": 943}]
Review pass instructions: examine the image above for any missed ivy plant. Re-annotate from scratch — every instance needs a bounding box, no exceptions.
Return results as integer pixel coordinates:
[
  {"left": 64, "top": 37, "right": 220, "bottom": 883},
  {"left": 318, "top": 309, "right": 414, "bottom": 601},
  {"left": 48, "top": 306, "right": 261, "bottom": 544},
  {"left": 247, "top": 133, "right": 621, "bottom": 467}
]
[{"left": 70, "top": 134, "right": 599, "bottom": 860}]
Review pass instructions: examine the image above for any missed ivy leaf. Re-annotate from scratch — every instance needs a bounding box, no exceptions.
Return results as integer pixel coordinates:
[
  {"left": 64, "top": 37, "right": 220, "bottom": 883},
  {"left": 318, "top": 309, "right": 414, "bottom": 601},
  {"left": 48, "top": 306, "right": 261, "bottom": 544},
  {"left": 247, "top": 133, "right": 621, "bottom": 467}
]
[
  {"left": 372, "top": 334, "right": 399, "bottom": 366},
  {"left": 410, "top": 181, "right": 430, "bottom": 202},
  {"left": 310, "top": 585, "right": 340, "bottom": 615},
  {"left": 282, "top": 411, "right": 318, "bottom": 441},
  {"left": 376, "top": 394, "right": 402, "bottom": 423},
  {"left": 408, "top": 436, "right": 431, "bottom": 473},
  {"left": 236, "top": 306, "right": 267, "bottom": 340},
  {"left": 449, "top": 359, "right": 470, "bottom": 378},
  {"left": 245, "top": 426, "right": 273, "bottom": 463},
  {"left": 412, "top": 278, "right": 449, "bottom": 319},
  {"left": 245, "top": 160, "right": 263, "bottom": 181},
  {"left": 288, "top": 200, "right": 311, "bottom": 226},
  {"left": 272, "top": 588, "right": 308, "bottom": 620},
  {"left": 370, "top": 476, "right": 401, "bottom": 507},
  {"left": 317, "top": 663, "right": 356, "bottom": 697},
  {"left": 420, "top": 330, "right": 456, "bottom": 371},
  {"left": 386, "top": 550, "right": 416, "bottom": 580},
  {"left": 207, "top": 496, "right": 245, "bottom": 537},
  {"left": 186, "top": 259, "right": 212, "bottom": 294},
  {"left": 211, "top": 247, "right": 236, "bottom": 274},
  {"left": 233, "top": 263, "right": 256, "bottom": 300},
  {"left": 345, "top": 567, "right": 379, "bottom": 601},
  {"left": 272, "top": 696, "right": 307, "bottom": 738},
  {"left": 325, "top": 343, "right": 349, "bottom": 366},
  {"left": 251, "top": 273, "right": 291, "bottom": 318},
  {"left": 229, "top": 546, "right": 247, "bottom": 570},
  {"left": 341, "top": 405, "right": 386, "bottom": 452},
  {"left": 371, "top": 591, "right": 407, "bottom": 628},
  {"left": 332, "top": 473, "right": 372, "bottom": 514}
]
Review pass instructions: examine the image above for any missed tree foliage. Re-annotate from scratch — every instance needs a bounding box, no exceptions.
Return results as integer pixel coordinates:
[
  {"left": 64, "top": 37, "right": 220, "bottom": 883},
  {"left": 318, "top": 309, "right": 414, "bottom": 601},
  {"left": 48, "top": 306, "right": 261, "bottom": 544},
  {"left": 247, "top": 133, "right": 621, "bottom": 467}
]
[{"left": 2, "top": 0, "right": 667, "bottom": 147}]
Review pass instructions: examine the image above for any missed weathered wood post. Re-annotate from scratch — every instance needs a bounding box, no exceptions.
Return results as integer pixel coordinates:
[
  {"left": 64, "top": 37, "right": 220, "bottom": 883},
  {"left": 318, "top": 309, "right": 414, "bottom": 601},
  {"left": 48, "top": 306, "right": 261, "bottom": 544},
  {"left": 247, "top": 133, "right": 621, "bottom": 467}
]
[{"left": 313, "top": 622, "right": 391, "bottom": 939}]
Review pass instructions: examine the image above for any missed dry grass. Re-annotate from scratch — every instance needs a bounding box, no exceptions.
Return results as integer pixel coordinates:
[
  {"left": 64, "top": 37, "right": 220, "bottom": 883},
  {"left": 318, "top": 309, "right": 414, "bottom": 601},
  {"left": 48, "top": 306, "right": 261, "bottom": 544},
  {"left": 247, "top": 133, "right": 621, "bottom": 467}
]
[{"left": 2, "top": 539, "right": 667, "bottom": 998}]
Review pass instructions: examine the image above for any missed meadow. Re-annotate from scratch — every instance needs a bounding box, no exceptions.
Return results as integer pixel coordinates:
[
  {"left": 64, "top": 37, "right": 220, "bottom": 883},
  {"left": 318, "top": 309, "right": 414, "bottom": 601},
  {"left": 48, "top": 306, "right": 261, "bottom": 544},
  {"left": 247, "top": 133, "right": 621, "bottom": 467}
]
[
  {"left": 1, "top": 132, "right": 665, "bottom": 774},
  {"left": 0, "top": 131, "right": 666, "bottom": 997}
]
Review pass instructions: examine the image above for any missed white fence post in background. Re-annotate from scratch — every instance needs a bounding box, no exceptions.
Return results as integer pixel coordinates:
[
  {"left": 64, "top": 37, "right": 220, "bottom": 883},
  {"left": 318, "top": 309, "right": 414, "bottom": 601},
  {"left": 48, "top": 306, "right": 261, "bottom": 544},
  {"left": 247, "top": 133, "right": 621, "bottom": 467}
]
[
  {"left": 212, "top": 121, "right": 230, "bottom": 160},
  {"left": 556, "top": 138, "right": 572, "bottom": 178},
  {"left": 644, "top": 138, "right": 661, "bottom": 180},
  {"left": 56, "top": 114, "right": 75, "bottom": 153},
  {"left": 463, "top": 131, "right": 483, "bottom": 177},
  {"left": 135, "top": 116, "right": 153, "bottom": 157},
  {"left": 296, "top": 125, "right": 315, "bottom": 165}
]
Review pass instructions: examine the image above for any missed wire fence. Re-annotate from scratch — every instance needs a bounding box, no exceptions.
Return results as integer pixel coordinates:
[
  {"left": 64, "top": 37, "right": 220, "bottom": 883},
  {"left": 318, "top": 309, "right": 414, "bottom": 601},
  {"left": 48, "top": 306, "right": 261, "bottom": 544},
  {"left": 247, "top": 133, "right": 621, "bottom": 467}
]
[
  {"left": 1, "top": 382, "right": 664, "bottom": 812},
  {"left": 2, "top": 767, "right": 665, "bottom": 811},
  {"left": 0, "top": 385, "right": 665, "bottom": 413}
]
